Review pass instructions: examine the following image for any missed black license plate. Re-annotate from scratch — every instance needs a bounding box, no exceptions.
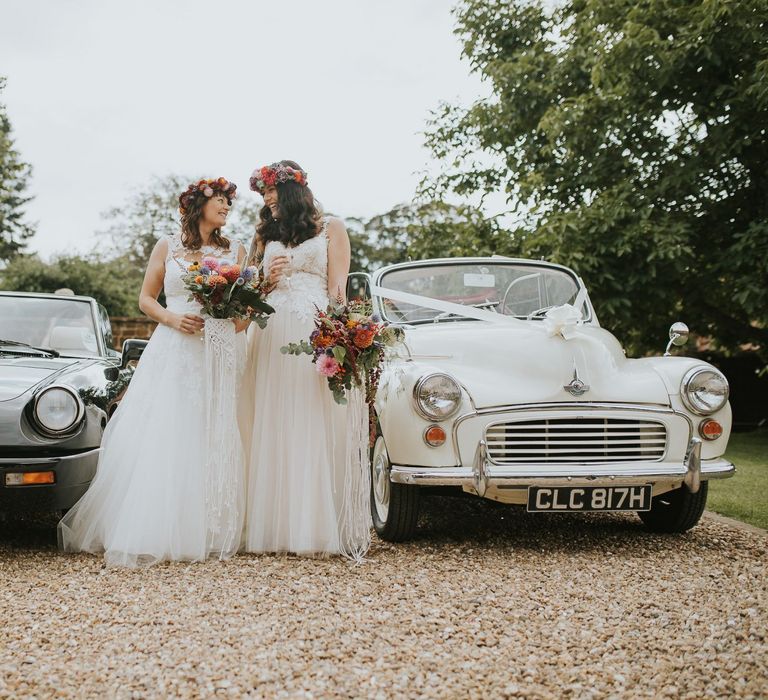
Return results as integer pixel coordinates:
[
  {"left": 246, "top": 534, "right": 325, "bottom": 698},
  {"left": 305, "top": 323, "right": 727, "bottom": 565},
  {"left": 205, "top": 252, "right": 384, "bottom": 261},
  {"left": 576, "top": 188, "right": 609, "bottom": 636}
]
[{"left": 527, "top": 484, "right": 652, "bottom": 512}]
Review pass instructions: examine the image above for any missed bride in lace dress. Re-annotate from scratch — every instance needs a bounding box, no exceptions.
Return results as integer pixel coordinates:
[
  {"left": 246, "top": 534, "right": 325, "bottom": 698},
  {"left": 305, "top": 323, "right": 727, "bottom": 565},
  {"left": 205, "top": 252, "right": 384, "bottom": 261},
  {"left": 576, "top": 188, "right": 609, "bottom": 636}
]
[
  {"left": 240, "top": 161, "right": 371, "bottom": 560},
  {"left": 59, "top": 178, "right": 248, "bottom": 567}
]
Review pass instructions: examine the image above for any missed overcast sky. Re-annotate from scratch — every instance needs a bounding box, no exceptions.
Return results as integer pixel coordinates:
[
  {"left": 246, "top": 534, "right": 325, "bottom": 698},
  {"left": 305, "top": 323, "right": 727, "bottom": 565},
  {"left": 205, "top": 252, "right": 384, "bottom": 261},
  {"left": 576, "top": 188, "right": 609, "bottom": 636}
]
[{"left": 1, "top": 0, "right": 489, "bottom": 259}]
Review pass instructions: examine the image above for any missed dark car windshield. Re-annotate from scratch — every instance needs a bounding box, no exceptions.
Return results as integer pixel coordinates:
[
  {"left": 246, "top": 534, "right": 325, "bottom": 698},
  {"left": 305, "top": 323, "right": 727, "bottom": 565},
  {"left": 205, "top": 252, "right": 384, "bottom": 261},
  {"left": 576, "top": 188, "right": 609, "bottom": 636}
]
[
  {"left": 377, "top": 262, "right": 584, "bottom": 324},
  {"left": 0, "top": 296, "right": 100, "bottom": 357}
]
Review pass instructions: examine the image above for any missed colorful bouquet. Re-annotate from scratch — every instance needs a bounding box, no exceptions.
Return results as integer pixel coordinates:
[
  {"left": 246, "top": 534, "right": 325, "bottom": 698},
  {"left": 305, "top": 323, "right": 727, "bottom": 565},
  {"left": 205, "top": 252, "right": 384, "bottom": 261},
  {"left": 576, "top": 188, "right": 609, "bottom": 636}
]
[
  {"left": 281, "top": 300, "right": 405, "bottom": 409},
  {"left": 182, "top": 258, "right": 274, "bottom": 327}
]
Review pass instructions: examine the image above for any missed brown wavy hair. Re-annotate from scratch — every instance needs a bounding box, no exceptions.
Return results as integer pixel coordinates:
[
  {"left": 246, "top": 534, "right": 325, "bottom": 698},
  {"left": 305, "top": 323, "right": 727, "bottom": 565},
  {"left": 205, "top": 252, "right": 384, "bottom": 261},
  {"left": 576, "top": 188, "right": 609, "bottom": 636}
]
[
  {"left": 255, "top": 160, "right": 321, "bottom": 248},
  {"left": 180, "top": 192, "right": 233, "bottom": 250}
]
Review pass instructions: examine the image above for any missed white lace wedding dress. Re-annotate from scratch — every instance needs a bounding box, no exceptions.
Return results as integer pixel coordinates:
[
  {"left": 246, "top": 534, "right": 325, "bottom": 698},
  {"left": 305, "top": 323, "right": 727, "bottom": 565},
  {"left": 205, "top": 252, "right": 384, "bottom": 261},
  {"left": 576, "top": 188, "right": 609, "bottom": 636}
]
[
  {"left": 240, "top": 219, "right": 371, "bottom": 560},
  {"left": 58, "top": 234, "right": 247, "bottom": 567}
]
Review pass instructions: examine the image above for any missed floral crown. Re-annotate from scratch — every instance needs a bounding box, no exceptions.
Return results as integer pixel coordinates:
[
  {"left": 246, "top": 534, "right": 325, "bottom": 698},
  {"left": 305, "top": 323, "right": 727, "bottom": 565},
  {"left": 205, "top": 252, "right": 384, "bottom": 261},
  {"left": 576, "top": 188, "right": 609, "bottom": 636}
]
[
  {"left": 249, "top": 163, "right": 308, "bottom": 194},
  {"left": 179, "top": 177, "right": 237, "bottom": 214}
]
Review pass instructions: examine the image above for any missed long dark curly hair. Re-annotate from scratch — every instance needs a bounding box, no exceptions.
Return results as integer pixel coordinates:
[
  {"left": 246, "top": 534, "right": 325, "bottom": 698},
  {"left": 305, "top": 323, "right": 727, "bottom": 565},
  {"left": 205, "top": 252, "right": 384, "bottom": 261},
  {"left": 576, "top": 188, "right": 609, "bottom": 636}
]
[{"left": 255, "top": 160, "right": 321, "bottom": 249}]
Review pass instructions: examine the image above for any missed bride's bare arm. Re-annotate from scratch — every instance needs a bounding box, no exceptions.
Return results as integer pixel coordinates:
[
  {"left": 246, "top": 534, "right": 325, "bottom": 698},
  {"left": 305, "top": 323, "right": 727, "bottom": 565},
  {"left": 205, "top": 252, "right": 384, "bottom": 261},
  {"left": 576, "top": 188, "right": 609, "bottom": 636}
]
[
  {"left": 138, "top": 239, "right": 204, "bottom": 334},
  {"left": 326, "top": 218, "right": 351, "bottom": 303}
]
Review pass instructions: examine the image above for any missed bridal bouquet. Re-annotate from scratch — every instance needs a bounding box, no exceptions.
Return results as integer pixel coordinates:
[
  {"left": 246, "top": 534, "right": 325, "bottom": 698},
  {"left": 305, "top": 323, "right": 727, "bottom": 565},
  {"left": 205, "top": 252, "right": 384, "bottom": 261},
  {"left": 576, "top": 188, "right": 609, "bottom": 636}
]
[
  {"left": 281, "top": 300, "right": 405, "bottom": 407},
  {"left": 182, "top": 258, "right": 274, "bottom": 327}
]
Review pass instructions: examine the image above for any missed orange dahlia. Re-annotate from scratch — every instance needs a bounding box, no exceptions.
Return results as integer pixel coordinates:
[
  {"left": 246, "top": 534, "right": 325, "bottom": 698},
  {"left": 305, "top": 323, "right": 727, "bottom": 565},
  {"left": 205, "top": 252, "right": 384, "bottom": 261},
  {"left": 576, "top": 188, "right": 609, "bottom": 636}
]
[
  {"left": 221, "top": 264, "right": 241, "bottom": 283},
  {"left": 312, "top": 333, "right": 334, "bottom": 348},
  {"left": 353, "top": 329, "right": 375, "bottom": 349}
]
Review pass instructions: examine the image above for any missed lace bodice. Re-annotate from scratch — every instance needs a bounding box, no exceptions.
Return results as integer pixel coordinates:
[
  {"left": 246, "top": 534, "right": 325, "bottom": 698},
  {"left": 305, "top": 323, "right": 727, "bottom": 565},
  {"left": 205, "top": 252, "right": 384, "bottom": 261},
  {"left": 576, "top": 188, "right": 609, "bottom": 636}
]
[
  {"left": 263, "top": 219, "right": 330, "bottom": 320},
  {"left": 164, "top": 233, "right": 242, "bottom": 314}
]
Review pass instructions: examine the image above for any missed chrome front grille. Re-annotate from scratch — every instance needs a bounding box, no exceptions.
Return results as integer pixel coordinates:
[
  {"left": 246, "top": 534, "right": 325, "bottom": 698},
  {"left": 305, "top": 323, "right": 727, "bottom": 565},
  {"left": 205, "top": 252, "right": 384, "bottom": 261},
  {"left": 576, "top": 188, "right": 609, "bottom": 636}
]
[{"left": 484, "top": 417, "right": 667, "bottom": 464}]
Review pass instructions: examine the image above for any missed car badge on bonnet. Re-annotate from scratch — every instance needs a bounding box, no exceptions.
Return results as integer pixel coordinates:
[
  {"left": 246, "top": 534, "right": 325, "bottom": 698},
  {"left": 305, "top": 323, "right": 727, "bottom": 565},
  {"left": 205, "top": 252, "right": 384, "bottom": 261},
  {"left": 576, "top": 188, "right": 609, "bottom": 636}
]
[{"left": 564, "top": 364, "right": 589, "bottom": 396}]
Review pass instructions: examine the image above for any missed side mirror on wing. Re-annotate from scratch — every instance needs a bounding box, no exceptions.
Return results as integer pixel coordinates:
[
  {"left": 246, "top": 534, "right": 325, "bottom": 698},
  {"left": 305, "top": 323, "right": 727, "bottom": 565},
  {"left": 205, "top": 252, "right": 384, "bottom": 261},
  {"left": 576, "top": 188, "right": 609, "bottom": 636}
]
[
  {"left": 120, "top": 338, "right": 149, "bottom": 369},
  {"left": 664, "top": 322, "right": 689, "bottom": 356}
]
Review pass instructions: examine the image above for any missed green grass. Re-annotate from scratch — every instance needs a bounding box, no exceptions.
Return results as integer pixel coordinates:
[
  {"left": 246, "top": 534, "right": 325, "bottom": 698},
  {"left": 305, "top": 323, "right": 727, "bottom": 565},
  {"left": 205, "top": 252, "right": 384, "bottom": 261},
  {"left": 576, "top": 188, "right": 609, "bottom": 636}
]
[{"left": 708, "top": 428, "right": 768, "bottom": 530}]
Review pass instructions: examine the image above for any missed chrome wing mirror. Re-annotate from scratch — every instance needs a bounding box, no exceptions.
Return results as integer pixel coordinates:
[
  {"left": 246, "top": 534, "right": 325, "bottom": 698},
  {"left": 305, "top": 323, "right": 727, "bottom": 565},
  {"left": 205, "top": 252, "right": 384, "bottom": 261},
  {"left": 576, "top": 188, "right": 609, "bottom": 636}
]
[
  {"left": 346, "top": 272, "right": 371, "bottom": 301},
  {"left": 664, "top": 322, "right": 689, "bottom": 356}
]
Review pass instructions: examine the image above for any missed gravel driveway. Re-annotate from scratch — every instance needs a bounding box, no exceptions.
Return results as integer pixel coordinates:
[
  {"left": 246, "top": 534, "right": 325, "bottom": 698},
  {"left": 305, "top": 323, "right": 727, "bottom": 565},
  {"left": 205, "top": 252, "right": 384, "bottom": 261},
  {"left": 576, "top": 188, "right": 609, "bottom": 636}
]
[{"left": 1, "top": 497, "right": 766, "bottom": 699}]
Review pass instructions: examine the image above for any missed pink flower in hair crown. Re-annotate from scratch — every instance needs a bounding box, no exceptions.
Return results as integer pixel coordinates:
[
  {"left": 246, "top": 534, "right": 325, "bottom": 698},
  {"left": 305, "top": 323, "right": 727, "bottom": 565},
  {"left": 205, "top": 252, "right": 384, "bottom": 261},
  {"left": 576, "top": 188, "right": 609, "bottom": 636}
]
[
  {"left": 249, "top": 163, "right": 309, "bottom": 194},
  {"left": 178, "top": 177, "right": 238, "bottom": 214}
]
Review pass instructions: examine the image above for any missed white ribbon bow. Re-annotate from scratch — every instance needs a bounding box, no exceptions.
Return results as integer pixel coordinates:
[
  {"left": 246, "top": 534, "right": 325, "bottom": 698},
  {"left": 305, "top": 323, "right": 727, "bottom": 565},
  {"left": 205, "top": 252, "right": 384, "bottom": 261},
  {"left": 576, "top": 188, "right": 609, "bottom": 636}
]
[{"left": 542, "top": 303, "right": 583, "bottom": 339}]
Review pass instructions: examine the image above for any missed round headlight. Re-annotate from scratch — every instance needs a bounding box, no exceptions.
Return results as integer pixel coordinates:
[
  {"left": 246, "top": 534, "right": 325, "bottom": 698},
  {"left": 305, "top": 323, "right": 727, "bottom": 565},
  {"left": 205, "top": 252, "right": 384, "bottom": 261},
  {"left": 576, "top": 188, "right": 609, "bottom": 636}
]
[
  {"left": 414, "top": 373, "right": 462, "bottom": 420},
  {"left": 34, "top": 386, "right": 84, "bottom": 435},
  {"left": 681, "top": 368, "right": 729, "bottom": 415}
]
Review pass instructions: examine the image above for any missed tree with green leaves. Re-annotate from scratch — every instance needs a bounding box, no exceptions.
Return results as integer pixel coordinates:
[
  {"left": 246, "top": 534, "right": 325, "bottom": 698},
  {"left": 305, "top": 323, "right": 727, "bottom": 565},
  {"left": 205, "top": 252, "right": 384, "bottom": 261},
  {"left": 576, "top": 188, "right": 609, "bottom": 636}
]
[
  {"left": 425, "top": 0, "right": 768, "bottom": 358},
  {"left": 0, "top": 253, "right": 143, "bottom": 316},
  {"left": 347, "top": 201, "right": 516, "bottom": 272},
  {"left": 0, "top": 77, "right": 35, "bottom": 262}
]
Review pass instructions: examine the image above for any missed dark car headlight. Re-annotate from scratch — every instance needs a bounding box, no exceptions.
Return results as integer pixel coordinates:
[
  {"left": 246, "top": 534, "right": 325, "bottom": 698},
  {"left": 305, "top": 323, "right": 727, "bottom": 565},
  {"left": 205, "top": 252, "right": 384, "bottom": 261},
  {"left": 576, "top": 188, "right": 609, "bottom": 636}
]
[{"left": 33, "top": 386, "right": 85, "bottom": 436}]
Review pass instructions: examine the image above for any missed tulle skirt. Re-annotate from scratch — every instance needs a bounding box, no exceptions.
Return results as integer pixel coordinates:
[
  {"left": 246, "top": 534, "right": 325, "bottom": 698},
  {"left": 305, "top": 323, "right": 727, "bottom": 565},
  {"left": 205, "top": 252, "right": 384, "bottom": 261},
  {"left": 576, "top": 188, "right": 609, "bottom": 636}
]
[
  {"left": 239, "top": 305, "right": 370, "bottom": 559},
  {"left": 58, "top": 322, "right": 247, "bottom": 568}
]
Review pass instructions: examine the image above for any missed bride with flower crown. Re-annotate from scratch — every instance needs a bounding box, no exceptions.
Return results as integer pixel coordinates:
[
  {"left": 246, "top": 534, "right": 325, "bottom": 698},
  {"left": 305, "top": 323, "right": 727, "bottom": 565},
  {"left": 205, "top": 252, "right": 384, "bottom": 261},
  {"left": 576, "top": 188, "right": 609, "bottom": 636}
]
[
  {"left": 59, "top": 178, "right": 249, "bottom": 567},
  {"left": 240, "top": 160, "right": 371, "bottom": 561}
]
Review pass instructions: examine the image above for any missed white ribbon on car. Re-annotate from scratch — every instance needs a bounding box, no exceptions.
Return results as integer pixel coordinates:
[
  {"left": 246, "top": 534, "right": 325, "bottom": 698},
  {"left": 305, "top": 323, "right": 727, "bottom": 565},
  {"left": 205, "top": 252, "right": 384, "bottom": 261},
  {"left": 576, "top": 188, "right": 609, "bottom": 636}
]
[
  {"left": 203, "top": 318, "right": 242, "bottom": 559},
  {"left": 369, "top": 283, "right": 604, "bottom": 400},
  {"left": 542, "top": 286, "right": 589, "bottom": 339},
  {"left": 368, "top": 284, "right": 590, "bottom": 340}
]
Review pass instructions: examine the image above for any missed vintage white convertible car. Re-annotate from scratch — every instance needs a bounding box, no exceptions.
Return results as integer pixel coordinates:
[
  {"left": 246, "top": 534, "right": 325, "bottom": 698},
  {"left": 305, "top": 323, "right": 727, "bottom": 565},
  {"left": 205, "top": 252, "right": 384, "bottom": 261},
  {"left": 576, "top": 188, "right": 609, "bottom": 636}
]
[{"left": 350, "top": 257, "right": 734, "bottom": 541}]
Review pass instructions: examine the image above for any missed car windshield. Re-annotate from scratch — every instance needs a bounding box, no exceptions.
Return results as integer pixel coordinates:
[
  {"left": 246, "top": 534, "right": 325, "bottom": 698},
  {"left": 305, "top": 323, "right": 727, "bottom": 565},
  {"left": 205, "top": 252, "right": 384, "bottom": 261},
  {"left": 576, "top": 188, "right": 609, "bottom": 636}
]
[
  {"left": 0, "top": 296, "right": 101, "bottom": 357},
  {"left": 377, "top": 262, "right": 584, "bottom": 324}
]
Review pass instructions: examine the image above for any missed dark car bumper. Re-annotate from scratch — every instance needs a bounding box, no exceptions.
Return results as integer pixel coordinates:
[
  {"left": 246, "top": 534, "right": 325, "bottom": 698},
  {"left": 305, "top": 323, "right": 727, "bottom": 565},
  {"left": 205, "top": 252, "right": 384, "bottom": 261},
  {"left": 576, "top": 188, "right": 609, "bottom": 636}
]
[{"left": 0, "top": 448, "right": 99, "bottom": 513}]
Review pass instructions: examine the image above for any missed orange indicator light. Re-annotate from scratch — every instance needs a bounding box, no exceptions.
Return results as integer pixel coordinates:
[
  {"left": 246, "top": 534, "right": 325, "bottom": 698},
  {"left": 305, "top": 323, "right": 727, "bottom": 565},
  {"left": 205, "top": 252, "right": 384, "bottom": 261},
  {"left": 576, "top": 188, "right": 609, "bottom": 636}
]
[
  {"left": 424, "top": 425, "right": 447, "bottom": 447},
  {"left": 699, "top": 420, "right": 723, "bottom": 441},
  {"left": 5, "top": 471, "right": 56, "bottom": 486}
]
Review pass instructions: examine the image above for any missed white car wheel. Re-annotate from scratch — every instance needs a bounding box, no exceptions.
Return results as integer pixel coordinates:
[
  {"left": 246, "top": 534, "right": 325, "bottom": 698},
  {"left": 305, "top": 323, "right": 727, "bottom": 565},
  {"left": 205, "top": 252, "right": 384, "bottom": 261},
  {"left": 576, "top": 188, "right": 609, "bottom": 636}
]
[
  {"left": 370, "top": 432, "right": 420, "bottom": 541},
  {"left": 372, "top": 435, "right": 390, "bottom": 523}
]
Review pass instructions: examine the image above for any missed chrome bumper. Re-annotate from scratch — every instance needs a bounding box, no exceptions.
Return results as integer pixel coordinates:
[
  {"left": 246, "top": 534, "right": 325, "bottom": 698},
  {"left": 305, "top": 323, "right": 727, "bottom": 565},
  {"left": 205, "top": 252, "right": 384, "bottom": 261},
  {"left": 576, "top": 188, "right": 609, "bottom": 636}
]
[{"left": 389, "top": 438, "right": 734, "bottom": 495}]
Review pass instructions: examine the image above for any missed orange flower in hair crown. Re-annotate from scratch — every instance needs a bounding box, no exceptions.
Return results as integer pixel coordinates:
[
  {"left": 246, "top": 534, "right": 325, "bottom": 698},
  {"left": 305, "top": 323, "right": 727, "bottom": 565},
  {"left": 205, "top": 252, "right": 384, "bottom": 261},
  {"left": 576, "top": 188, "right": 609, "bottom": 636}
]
[
  {"left": 179, "top": 177, "right": 237, "bottom": 213},
  {"left": 249, "top": 163, "right": 308, "bottom": 194}
]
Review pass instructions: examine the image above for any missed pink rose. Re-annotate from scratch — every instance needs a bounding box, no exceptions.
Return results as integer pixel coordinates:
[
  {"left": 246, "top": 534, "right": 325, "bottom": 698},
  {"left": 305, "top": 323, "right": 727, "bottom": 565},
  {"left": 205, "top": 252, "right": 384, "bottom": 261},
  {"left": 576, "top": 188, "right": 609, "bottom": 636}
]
[
  {"left": 316, "top": 354, "right": 341, "bottom": 377},
  {"left": 203, "top": 186, "right": 214, "bottom": 197}
]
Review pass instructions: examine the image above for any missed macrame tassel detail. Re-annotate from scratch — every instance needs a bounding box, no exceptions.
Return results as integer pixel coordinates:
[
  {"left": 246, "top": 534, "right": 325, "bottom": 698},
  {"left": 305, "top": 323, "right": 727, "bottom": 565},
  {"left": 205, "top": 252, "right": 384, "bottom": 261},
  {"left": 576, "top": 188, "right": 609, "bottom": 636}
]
[
  {"left": 203, "top": 318, "right": 242, "bottom": 559},
  {"left": 338, "top": 386, "right": 372, "bottom": 563}
]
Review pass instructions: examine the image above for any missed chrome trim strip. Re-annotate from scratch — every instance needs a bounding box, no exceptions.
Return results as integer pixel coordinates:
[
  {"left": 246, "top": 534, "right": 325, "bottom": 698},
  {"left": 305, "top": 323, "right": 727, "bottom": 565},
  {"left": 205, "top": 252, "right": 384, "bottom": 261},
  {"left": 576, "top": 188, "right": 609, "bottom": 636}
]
[{"left": 390, "top": 456, "right": 734, "bottom": 489}]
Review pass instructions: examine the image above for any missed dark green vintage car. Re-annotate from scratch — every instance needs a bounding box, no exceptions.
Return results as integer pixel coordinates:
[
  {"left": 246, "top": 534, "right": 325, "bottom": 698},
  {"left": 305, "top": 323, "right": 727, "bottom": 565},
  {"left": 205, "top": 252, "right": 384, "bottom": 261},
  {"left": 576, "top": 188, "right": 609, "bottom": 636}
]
[{"left": 0, "top": 291, "right": 146, "bottom": 513}]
